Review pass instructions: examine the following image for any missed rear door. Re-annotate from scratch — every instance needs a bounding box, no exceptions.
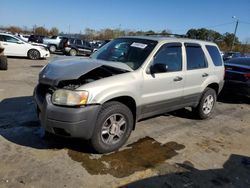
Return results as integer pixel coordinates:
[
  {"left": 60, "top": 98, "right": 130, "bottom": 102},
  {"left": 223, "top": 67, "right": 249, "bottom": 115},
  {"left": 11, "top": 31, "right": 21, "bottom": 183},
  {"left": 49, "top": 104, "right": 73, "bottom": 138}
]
[
  {"left": 80, "top": 40, "right": 92, "bottom": 55},
  {"left": 183, "top": 43, "right": 210, "bottom": 104}
]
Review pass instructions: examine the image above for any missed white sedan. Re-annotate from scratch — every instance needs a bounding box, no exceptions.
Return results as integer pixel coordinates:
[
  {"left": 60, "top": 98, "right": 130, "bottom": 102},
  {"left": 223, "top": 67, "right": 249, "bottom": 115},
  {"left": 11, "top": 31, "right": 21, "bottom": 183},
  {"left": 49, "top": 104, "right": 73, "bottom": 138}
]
[{"left": 0, "top": 33, "right": 50, "bottom": 60}]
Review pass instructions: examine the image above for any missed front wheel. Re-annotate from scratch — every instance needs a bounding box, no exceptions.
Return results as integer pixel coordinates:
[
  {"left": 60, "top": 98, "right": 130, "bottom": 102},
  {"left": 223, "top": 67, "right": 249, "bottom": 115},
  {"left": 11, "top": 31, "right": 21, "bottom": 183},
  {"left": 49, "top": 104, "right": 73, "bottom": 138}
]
[
  {"left": 28, "top": 49, "right": 40, "bottom": 60},
  {"left": 193, "top": 88, "right": 217, "bottom": 119},
  {"left": 90, "top": 101, "right": 133, "bottom": 153}
]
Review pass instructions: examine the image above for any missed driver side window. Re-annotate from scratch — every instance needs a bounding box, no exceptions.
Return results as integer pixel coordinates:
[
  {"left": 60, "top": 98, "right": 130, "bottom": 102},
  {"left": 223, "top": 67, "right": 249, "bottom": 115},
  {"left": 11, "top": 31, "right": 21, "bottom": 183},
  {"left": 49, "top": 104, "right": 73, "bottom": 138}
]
[{"left": 153, "top": 43, "right": 182, "bottom": 72}]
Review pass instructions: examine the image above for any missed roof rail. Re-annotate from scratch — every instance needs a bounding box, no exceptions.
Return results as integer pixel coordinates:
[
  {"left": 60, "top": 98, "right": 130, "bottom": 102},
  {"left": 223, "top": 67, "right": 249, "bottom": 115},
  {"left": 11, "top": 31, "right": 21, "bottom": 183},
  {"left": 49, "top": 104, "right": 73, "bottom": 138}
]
[{"left": 145, "top": 32, "right": 187, "bottom": 38}]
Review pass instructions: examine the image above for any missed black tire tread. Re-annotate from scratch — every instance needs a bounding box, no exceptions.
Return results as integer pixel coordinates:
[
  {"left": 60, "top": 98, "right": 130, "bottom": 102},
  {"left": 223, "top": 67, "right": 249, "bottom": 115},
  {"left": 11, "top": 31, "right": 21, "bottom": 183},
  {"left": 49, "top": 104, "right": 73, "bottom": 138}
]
[
  {"left": 0, "top": 56, "right": 8, "bottom": 70},
  {"left": 91, "top": 101, "right": 133, "bottom": 153},
  {"left": 193, "top": 87, "right": 217, "bottom": 119}
]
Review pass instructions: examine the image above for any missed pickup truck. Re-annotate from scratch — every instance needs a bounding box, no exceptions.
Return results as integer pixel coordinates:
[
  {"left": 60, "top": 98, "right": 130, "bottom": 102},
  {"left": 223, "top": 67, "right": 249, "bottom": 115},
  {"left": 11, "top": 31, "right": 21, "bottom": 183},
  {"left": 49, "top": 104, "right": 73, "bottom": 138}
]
[{"left": 43, "top": 36, "right": 65, "bottom": 53}]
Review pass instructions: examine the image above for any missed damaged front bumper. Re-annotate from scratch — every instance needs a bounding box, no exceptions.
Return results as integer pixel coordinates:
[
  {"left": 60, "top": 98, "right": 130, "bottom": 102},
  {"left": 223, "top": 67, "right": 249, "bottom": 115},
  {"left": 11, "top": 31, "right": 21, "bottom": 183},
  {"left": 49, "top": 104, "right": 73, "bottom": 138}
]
[{"left": 33, "top": 85, "right": 100, "bottom": 139}]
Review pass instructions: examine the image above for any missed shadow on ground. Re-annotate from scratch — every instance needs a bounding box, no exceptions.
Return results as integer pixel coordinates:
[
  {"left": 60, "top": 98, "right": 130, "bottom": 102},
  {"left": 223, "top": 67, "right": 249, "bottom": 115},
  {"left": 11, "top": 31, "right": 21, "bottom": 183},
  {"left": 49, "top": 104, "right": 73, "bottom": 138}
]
[
  {"left": 0, "top": 96, "right": 94, "bottom": 153},
  {"left": 122, "top": 154, "right": 250, "bottom": 188},
  {"left": 218, "top": 87, "right": 250, "bottom": 104}
]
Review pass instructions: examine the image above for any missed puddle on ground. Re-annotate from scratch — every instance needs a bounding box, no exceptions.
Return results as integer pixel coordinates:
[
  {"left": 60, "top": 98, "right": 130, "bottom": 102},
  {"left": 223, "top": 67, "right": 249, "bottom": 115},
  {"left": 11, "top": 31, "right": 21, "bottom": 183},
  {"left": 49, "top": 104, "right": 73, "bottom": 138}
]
[{"left": 68, "top": 137, "right": 185, "bottom": 178}]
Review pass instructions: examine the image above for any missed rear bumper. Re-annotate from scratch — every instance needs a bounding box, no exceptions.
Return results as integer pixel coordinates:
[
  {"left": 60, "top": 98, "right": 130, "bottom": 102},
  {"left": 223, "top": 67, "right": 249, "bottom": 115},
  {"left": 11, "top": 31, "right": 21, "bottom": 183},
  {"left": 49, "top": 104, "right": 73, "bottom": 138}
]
[{"left": 34, "top": 86, "right": 101, "bottom": 139}]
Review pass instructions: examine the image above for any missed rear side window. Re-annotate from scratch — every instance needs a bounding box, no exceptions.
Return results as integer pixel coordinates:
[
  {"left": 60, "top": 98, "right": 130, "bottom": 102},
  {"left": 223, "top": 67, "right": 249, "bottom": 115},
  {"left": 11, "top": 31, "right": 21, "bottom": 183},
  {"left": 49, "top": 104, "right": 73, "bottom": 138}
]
[
  {"left": 185, "top": 43, "right": 207, "bottom": 70},
  {"left": 76, "top": 39, "right": 82, "bottom": 45},
  {"left": 206, "top": 45, "right": 223, "bottom": 66}
]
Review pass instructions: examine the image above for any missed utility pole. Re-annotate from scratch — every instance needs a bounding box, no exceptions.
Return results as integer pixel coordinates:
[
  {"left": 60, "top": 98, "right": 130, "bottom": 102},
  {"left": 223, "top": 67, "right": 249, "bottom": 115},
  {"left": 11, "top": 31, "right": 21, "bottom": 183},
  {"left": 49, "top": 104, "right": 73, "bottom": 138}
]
[{"left": 231, "top": 16, "right": 239, "bottom": 51}]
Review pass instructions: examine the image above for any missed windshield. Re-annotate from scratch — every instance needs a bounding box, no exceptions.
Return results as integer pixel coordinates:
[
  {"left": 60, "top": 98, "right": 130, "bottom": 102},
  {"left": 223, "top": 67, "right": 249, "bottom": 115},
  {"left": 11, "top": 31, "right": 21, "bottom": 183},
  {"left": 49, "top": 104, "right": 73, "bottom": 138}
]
[{"left": 91, "top": 38, "right": 157, "bottom": 70}]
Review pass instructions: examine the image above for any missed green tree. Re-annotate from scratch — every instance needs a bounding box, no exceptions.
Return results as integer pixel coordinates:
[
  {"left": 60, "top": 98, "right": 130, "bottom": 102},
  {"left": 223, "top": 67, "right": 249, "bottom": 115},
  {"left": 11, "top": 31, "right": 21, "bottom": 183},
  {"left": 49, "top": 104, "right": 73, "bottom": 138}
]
[
  {"left": 186, "top": 28, "right": 222, "bottom": 42},
  {"left": 223, "top": 32, "right": 239, "bottom": 49},
  {"left": 145, "top": 30, "right": 155, "bottom": 35}
]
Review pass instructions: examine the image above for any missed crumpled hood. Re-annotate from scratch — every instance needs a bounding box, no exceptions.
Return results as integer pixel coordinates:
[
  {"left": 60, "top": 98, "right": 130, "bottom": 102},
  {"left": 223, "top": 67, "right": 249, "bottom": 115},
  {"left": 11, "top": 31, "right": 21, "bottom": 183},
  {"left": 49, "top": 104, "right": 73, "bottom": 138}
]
[{"left": 39, "top": 57, "right": 133, "bottom": 86}]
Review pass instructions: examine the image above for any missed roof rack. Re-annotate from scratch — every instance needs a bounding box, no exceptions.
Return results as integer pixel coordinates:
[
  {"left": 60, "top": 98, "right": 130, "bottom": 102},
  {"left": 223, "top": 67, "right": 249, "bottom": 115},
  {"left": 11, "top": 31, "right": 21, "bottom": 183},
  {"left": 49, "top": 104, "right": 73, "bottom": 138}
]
[{"left": 145, "top": 32, "right": 187, "bottom": 38}]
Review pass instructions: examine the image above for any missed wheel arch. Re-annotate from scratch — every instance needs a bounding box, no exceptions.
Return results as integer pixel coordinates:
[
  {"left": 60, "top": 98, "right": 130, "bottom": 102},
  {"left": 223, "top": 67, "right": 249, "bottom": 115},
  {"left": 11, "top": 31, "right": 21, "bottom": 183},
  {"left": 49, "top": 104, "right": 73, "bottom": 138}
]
[
  {"left": 105, "top": 96, "right": 137, "bottom": 129},
  {"left": 206, "top": 83, "right": 219, "bottom": 95}
]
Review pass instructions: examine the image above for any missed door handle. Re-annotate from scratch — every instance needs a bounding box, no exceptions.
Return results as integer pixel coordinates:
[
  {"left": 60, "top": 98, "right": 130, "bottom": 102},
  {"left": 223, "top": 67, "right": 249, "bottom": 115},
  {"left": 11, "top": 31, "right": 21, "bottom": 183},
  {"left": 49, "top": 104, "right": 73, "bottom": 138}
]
[
  {"left": 202, "top": 73, "right": 209, "bottom": 77},
  {"left": 173, "top": 76, "right": 183, "bottom": 82}
]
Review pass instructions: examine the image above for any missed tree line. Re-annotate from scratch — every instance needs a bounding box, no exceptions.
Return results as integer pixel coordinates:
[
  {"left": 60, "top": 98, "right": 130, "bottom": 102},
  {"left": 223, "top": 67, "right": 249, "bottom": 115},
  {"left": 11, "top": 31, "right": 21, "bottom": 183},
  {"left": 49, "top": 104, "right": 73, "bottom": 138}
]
[{"left": 1, "top": 25, "right": 249, "bottom": 53}]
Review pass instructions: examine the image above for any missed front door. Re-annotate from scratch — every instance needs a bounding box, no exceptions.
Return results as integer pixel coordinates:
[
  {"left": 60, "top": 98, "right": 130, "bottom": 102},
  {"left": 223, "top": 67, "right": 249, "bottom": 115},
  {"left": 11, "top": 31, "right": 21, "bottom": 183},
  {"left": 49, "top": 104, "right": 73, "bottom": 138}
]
[
  {"left": 1, "top": 35, "right": 26, "bottom": 56},
  {"left": 140, "top": 43, "right": 184, "bottom": 118}
]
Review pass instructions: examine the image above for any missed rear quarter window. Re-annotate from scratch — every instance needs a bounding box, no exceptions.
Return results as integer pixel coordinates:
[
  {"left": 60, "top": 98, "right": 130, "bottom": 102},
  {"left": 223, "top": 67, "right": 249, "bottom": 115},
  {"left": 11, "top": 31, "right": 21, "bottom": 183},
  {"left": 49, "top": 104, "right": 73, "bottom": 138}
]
[{"left": 206, "top": 45, "right": 223, "bottom": 66}]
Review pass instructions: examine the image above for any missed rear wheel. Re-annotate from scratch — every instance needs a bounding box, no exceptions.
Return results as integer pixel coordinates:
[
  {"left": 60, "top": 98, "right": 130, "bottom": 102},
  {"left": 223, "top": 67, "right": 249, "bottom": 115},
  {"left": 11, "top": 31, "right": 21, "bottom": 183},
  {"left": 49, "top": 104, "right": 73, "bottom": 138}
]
[
  {"left": 28, "top": 49, "right": 40, "bottom": 60},
  {"left": 0, "top": 56, "right": 8, "bottom": 70},
  {"left": 193, "top": 88, "right": 217, "bottom": 119},
  {"left": 91, "top": 101, "right": 133, "bottom": 153},
  {"left": 69, "top": 49, "right": 77, "bottom": 56}
]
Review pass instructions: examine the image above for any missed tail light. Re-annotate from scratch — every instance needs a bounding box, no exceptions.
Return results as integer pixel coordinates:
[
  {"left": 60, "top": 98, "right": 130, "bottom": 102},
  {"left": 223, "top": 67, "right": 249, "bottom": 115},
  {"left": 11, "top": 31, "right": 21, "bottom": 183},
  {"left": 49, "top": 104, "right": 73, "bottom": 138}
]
[{"left": 243, "top": 73, "right": 250, "bottom": 80}]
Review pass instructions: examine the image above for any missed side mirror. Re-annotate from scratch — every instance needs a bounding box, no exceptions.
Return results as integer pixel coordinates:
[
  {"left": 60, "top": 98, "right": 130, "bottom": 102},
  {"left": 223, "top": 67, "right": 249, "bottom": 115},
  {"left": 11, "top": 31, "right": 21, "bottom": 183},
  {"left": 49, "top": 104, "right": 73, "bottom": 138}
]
[{"left": 150, "top": 63, "right": 168, "bottom": 74}]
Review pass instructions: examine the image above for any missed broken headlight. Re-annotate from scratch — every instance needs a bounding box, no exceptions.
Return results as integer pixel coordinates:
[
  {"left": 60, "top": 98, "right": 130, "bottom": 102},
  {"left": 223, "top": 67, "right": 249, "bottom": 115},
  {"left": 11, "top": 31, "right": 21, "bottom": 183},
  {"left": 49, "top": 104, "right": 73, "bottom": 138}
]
[{"left": 52, "top": 89, "right": 88, "bottom": 106}]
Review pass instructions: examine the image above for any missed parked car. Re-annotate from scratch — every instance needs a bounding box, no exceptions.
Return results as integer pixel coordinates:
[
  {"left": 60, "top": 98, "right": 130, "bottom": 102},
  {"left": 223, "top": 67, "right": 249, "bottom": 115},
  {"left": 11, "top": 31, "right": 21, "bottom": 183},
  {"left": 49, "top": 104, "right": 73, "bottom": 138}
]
[
  {"left": 34, "top": 36, "right": 224, "bottom": 153},
  {"left": 0, "top": 42, "right": 7, "bottom": 70},
  {"left": 43, "top": 36, "right": 66, "bottom": 53},
  {"left": 93, "top": 40, "right": 111, "bottom": 52},
  {"left": 223, "top": 52, "right": 241, "bottom": 61},
  {"left": 17, "top": 34, "right": 30, "bottom": 42},
  {"left": 224, "top": 57, "right": 250, "bottom": 95},
  {"left": 58, "top": 38, "right": 93, "bottom": 56},
  {"left": 0, "top": 33, "right": 50, "bottom": 59},
  {"left": 28, "top": 35, "right": 45, "bottom": 44}
]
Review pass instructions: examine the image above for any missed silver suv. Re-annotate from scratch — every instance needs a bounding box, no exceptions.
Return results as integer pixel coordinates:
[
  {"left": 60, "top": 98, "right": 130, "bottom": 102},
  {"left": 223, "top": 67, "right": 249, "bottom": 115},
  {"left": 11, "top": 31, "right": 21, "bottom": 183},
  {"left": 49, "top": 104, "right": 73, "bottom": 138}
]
[{"left": 34, "top": 36, "right": 224, "bottom": 153}]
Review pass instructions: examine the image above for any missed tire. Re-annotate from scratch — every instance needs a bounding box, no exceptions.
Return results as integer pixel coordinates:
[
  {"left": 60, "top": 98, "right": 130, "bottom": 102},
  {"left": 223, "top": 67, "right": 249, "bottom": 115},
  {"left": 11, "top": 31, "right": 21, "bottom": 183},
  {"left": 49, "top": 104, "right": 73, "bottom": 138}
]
[
  {"left": 0, "top": 56, "right": 8, "bottom": 70},
  {"left": 193, "top": 88, "right": 217, "bottom": 119},
  {"left": 49, "top": 45, "right": 56, "bottom": 53},
  {"left": 28, "top": 49, "right": 40, "bottom": 60},
  {"left": 91, "top": 101, "right": 133, "bottom": 153},
  {"left": 69, "top": 49, "right": 77, "bottom": 56}
]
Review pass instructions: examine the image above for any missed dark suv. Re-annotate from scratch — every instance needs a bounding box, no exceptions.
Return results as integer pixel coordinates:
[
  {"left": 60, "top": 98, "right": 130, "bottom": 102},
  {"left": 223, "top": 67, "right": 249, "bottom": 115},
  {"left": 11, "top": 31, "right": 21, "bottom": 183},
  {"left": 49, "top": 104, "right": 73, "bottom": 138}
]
[
  {"left": 59, "top": 38, "right": 93, "bottom": 56},
  {"left": 28, "top": 35, "right": 45, "bottom": 43}
]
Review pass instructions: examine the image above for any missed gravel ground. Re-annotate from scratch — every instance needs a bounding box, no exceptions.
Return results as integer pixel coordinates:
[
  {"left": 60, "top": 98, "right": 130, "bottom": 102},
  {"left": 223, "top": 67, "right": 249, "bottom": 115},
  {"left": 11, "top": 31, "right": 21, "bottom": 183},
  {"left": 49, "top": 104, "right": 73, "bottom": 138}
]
[{"left": 0, "top": 56, "right": 249, "bottom": 188}]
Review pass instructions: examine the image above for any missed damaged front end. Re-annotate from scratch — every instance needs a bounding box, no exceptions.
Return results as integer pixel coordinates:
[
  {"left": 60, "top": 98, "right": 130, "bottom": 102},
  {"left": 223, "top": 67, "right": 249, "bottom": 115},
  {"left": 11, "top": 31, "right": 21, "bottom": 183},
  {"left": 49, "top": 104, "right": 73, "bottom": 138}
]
[
  {"left": 33, "top": 57, "right": 132, "bottom": 138},
  {"left": 36, "top": 57, "right": 131, "bottom": 106}
]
